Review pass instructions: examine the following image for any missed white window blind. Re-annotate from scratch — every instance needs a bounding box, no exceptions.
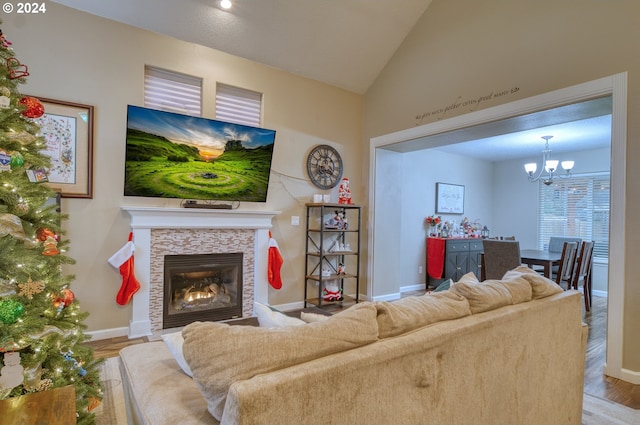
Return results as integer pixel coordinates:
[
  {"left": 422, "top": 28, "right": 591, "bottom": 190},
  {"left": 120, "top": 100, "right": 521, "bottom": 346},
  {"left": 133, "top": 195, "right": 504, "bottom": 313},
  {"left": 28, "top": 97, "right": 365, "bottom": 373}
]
[
  {"left": 215, "top": 83, "right": 262, "bottom": 127},
  {"left": 537, "top": 173, "right": 610, "bottom": 259},
  {"left": 144, "top": 66, "right": 202, "bottom": 116}
]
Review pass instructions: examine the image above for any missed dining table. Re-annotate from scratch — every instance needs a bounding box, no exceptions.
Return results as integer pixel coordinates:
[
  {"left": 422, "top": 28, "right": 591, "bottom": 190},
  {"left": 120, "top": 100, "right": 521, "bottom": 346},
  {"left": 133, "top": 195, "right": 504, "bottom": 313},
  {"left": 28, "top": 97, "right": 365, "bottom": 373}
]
[{"left": 520, "top": 249, "right": 562, "bottom": 278}]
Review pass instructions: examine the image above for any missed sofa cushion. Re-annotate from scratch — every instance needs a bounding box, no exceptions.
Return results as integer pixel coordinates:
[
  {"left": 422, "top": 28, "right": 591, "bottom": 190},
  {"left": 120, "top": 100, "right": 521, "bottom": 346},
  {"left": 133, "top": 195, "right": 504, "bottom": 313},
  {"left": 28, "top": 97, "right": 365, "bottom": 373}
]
[
  {"left": 375, "top": 291, "right": 471, "bottom": 338},
  {"left": 495, "top": 275, "right": 533, "bottom": 304},
  {"left": 182, "top": 302, "right": 379, "bottom": 421},
  {"left": 450, "top": 272, "right": 513, "bottom": 314},
  {"left": 253, "top": 302, "right": 305, "bottom": 328},
  {"left": 300, "top": 311, "right": 330, "bottom": 323},
  {"left": 503, "top": 266, "right": 563, "bottom": 299}
]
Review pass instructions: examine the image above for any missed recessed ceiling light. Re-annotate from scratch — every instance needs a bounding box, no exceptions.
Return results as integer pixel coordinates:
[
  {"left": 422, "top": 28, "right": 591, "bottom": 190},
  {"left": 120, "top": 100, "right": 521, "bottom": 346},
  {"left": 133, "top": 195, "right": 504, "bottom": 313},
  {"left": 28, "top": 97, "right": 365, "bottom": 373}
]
[{"left": 220, "top": 0, "right": 232, "bottom": 9}]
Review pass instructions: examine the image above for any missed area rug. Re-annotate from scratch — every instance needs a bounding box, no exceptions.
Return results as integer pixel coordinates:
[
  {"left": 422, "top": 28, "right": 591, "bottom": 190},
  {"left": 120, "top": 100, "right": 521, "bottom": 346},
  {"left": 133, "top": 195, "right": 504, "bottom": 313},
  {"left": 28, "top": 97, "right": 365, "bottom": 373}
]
[
  {"left": 582, "top": 393, "right": 640, "bottom": 425},
  {"left": 95, "top": 357, "right": 127, "bottom": 425},
  {"left": 94, "top": 356, "right": 637, "bottom": 425}
]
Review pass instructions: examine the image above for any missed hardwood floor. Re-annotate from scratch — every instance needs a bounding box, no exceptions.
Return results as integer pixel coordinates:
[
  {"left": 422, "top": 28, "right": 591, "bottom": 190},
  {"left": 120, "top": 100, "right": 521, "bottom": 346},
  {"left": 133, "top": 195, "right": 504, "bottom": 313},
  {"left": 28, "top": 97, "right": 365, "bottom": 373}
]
[{"left": 85, "top": 293, "right": 639, "bottom": 409}]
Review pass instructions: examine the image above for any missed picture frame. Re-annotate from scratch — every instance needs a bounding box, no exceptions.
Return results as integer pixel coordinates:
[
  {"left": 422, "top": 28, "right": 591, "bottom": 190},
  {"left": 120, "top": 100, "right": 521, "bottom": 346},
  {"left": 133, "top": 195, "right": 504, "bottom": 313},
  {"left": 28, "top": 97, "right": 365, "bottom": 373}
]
[
  {"left": 436, "top": 182, "right": 464, "bottom": 214},
  {"left": 32, "top": 97, "right": 94, "bottom": 198}
]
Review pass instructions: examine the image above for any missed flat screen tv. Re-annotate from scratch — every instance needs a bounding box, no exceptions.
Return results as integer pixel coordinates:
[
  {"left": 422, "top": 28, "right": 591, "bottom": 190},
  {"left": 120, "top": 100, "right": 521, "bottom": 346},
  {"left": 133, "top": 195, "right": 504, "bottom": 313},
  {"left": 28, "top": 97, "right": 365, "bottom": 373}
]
[{"left": 124, "top": 105, "right": 276, "bottom": 202}]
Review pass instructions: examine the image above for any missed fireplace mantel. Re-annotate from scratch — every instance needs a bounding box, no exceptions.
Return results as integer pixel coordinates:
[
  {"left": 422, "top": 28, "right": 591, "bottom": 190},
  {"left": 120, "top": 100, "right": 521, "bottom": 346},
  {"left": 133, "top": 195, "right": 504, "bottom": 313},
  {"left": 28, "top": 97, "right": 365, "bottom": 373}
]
[{"left": 122, "top": 206, "right": 280, "bottom": 338}]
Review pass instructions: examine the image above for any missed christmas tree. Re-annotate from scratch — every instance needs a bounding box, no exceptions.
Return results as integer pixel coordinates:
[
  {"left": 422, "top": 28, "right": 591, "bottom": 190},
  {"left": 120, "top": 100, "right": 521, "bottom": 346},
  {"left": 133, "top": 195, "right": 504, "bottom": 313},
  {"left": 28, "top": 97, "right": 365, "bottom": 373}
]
[{"left": 0, "top": 22, "right": 103, "bottom": 425}]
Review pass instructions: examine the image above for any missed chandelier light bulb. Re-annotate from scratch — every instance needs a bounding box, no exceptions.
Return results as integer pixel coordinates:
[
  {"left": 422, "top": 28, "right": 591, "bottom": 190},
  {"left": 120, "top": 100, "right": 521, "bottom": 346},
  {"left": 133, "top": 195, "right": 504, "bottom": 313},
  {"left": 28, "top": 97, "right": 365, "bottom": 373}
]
[
  {"left": 524, "top": 163, "right": 537, "bottom": 174},
  {"left": 544, "top": 160, "right": 559, "bottom": 173},
  {"left": 524, "top": 135, "right": 575, "bottom": 184},
  {"left": 561, "top": 160, "right": 575, "bottom": 171}
]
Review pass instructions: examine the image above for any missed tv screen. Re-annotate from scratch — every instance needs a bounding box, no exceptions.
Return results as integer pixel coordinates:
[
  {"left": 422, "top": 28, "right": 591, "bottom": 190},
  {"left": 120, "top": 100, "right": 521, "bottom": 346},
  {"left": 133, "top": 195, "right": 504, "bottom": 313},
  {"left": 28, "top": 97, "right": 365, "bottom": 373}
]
[{"left": 124, "top": 105, "right": 276, "bottom": 202}]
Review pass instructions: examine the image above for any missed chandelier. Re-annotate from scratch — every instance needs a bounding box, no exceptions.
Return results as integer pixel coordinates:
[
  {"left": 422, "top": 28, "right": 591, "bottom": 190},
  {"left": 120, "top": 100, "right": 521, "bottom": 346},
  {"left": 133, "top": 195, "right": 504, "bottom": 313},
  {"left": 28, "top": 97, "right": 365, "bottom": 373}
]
[{"left": 524, "top": 135, "right": 574, "bottom": 186}]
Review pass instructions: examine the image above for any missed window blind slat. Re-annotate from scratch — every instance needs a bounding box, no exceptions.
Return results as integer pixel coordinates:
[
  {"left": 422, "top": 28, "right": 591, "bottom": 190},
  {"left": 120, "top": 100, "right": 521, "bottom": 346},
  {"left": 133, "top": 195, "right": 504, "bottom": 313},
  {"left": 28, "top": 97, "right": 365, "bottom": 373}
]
[
  {"left": 144, "top": 66, "right": 202, "bottom": 116},
  {"left": 215, "top": 83, "right": 262, "bottom": 127}
]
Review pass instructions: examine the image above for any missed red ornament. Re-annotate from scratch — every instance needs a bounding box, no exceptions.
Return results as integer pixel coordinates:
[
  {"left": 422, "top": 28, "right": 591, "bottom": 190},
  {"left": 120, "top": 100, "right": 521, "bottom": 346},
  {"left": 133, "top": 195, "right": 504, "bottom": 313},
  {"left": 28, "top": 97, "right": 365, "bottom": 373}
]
[
  {"left": 36, "top": 228, "right": 58, "bottom": 242},
  {"left": 19, "top": 96, "right": 44, "bottom": 118},
  {"left": 53, "top": 288, "right": 74, "bottom": 309}
]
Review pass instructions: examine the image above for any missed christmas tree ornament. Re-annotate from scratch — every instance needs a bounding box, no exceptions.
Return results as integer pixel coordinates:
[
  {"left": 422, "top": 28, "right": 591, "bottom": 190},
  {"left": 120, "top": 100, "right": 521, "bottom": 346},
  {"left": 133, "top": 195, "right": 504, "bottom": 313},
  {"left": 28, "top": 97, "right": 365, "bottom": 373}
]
[
  {"left": 36, "top": 227, "right": 58, "bottom": 242},
  {"left": 88, "top": 397, "right": 102, "bottom": 412},
  {"left": 0, "top": 279, "right": 17, "bottom": 297},
  {"left": 5, "top": 130, "right": 36, "bottom": 144},
  {"left": 22, "top": 364, "right": 42, "bottom": 391},
  {"left": 61, "top": 288, "right": 75, "bottom": 305},
  {"left": 14, "top": 199, "right": 29, "bottom": 215},
  {"left": 0, "top": 29, "right": 12, "bottom": 48},
  {"left": 0, "top": 352, "right": 24, "bottom": 389},
  {"left": 18, "top": 96, "right": 44, "bottom": 118},
  {"left": 9, "top": 151, "right": 24, "bottom": 168},
  {"left": 17, "top": 277, "right": 45, "bottom": 299},
  {"left": 0, "top": 212, "right": 27, "bottom": 240},
  {"left": 42, "top": 235, "right": 60, "bottom": 256},
  {"left": 0, "top": 151, "right": 10, "bottom": 171},
  {"left": 35, "top": 378, "right": 53, "bottom": 392},
  {"left": 6, "top": 57, "right": 29, "bottom": 79},
  {"left": 0, "top": 298, "right": 25, "bottom": 324},
  {"left": 63, "top": 351, "right": 87, "bottom": 377},
  {"left": 0, "top": 86, "right": 10, "bottom": 109}
]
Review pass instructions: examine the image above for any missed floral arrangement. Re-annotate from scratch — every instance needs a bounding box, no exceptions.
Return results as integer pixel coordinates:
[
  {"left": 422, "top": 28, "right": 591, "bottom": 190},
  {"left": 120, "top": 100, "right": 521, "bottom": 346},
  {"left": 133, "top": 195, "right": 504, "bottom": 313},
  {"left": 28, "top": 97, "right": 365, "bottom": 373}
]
[{"left": 425, "top": 215, "right": 441, "bottom": 227}]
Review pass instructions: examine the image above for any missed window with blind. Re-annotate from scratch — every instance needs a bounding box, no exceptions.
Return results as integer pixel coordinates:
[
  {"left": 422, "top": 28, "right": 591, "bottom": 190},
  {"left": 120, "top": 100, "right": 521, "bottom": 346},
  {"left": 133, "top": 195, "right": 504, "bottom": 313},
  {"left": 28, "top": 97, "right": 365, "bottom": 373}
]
[
  {"left": 144, "top": 66, "right": 202, "bottom": 116},
  {"left": 215, "top": 83, "right": 262, "bottom": 127},
  {"left": 537, "top": 173, "right": 610, "bottom": 260}
]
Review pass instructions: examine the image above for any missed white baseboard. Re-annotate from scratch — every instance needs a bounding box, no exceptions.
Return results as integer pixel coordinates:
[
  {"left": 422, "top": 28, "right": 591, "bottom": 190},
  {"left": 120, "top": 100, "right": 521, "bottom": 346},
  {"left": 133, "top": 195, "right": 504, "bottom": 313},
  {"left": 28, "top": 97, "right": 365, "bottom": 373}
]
[
  {"left": 371, "top": 292, "right": 401, "bottom": 302},
  {"left": 592, "top": 289, "right": 608, "bottom": 298},
  {"left": 400, "top": 283, "right": 425, "bottom": 293},
  {"left": 86, "top": 326, "right": 129, "bottom": 341}
]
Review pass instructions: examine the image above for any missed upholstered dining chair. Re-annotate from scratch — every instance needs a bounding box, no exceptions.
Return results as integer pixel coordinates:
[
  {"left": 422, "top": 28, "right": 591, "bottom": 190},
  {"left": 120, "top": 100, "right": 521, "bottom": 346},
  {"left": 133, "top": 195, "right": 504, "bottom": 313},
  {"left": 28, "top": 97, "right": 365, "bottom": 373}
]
[
  {"left": 554, "top": 241, "right": 578, "bottom": 290},
  {"left": 481, "top": 240, "right": 521, "bottom": 281},
  {"left": 571, "top": 241, "right": 595, "bottom": 311}
]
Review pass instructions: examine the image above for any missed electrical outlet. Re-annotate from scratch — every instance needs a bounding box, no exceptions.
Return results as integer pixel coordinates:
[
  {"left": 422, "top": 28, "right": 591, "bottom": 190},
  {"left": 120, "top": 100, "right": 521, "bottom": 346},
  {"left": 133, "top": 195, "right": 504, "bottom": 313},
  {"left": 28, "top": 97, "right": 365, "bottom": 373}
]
[
  {"left": 419, "top": 266, "right": 423, "bottom": 274},
  {"left": 291, "top": 216, "right": 300, "bottom": 226}
]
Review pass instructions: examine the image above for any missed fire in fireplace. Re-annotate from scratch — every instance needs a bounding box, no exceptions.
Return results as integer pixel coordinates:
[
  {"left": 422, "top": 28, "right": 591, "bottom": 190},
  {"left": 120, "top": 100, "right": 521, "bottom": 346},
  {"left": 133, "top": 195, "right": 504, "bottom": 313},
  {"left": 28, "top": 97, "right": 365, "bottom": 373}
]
[{"left": 163, "top": 252, "right": 243, "bottom": 328}]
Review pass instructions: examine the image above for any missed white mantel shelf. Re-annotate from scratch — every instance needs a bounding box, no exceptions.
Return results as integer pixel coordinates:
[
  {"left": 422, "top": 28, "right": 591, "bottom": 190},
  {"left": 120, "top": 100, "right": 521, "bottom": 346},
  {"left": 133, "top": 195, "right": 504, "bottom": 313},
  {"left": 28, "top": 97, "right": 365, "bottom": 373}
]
[{"left": 122, "top": 206, "right": 280, "bottom": 229}]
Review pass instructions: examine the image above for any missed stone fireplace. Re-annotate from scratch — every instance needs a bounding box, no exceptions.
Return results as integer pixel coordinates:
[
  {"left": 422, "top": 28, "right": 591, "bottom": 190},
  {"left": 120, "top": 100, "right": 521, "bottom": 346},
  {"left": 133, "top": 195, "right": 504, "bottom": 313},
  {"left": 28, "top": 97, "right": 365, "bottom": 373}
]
[{"left": 123, "top": 206, "right": 279, "bottom": 338}]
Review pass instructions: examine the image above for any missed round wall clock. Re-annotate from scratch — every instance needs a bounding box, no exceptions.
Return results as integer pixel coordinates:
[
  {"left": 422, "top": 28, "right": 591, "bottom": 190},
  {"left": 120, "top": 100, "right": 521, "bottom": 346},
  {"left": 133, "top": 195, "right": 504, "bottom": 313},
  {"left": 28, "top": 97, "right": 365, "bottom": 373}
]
[{"left": 306, "top": 144, "right": 343, "bottom": 189}]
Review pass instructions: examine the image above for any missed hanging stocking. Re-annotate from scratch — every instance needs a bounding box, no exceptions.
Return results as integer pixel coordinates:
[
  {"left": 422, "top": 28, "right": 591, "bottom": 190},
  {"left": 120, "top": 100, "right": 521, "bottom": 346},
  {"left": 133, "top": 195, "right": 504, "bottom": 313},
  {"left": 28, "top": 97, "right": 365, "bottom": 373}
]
[
  {"left": 267, "top": 231, "right": 283, "bottom": 290},
  {"left": 108, "top": 232, "right": 140, "bottom": 305}
]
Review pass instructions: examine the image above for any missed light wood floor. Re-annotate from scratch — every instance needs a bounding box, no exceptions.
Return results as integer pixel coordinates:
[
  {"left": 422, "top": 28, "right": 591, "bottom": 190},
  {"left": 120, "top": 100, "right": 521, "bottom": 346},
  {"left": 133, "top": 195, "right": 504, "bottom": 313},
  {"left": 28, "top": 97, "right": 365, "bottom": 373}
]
[{"left": 86, "top": 293, "right": 639, "bottom": 409}]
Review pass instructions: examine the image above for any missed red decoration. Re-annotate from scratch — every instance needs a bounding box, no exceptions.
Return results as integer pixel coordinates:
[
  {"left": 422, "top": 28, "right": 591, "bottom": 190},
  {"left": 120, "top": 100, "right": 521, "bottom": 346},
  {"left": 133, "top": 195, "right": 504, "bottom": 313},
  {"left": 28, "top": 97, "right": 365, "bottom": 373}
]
[
  {"left": 19, "top": 96, "right": 44, "bottom": 118},
  {"left": 6, "top": 57, "right": 29, "bottom": 80},
  {"left": 36, "top": 228, "right": 59, "bottom": 242},
  {"left": 52, "top": 288, "right": 74, "bottom": 309}
]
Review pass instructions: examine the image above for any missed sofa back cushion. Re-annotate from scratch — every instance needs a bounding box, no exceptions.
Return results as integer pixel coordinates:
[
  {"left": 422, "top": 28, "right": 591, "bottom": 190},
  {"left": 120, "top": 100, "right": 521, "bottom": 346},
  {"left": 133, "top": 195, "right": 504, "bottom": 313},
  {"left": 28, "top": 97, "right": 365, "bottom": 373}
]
[
  {"left": 375, "top": 291, "right": 471, "bottom": 338},
  {"left": 450, "top": 272, "right": 513, "bottom": 314},
  {"left": 182, "top": 302, "right": 378, "bottom": 421},
  {"left": 503, "top": 266, "right": 563, "bottom": 299}
]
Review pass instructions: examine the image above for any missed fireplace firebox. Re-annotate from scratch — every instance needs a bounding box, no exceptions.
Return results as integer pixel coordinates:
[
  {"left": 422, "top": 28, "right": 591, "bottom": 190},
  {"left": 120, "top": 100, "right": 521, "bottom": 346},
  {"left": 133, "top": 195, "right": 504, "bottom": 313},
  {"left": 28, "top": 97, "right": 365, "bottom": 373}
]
[{"left": 163, "top": 252, "right": 243, "bottom": 329}]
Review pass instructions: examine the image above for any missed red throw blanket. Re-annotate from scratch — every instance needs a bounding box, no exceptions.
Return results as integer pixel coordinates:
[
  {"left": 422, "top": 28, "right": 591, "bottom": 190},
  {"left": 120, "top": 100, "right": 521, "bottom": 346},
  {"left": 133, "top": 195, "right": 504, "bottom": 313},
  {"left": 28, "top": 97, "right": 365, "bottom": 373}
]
[{"left": 427, "top": 237, "right": 446, "bottom": 279}]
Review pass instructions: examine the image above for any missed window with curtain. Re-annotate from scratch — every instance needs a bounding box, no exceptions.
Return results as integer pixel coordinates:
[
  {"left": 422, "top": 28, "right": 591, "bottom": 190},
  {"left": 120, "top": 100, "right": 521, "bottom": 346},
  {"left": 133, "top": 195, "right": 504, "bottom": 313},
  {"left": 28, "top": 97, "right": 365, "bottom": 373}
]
[
  {"left": 215, "top": 83, "right": 262, "bottom": 127},
  {"left": 144, "top": 66, "right": 202, "bottom": 116},
  {"left": 537, "top": 172, "right": 610, "bottom": 260}
]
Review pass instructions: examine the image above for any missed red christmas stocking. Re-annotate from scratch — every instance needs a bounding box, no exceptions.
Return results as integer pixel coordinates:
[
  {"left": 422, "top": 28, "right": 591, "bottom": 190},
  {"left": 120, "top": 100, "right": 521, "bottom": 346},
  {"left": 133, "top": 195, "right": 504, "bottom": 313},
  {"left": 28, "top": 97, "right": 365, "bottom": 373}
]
[
  {"left": 268, "top": 232, "right": 283, "bottom": 290},
  {"left": 108, "top": 232, "right": 140, "bottom": 305}
]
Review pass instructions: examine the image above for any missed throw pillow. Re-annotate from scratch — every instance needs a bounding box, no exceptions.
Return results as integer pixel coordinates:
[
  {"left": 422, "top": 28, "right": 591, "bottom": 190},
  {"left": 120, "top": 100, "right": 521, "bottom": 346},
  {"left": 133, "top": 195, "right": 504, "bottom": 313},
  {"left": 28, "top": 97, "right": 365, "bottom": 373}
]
[
  {"left": 182, "top": 302, "right": 379, "bottom": 421},
  {"left": 496, "top": 275, "right": 533, "bottom": 304},
  {"left": 161, "top": 331, "right": 193, "bottom": 377},
  {"left": 253, "top": 301, "right": 305, "bottom": 328},
  {"left": 434, "top": 278, "right": 452, "bottom": 292},
  {"left": 503, "top": 266, "right": 563, "bottom": 299},
  {"left": 450, "top": 272, "right": 513, "bottom": 314},
  {"left": 375, "top": 291, "right": 471, "bottom": 338}
]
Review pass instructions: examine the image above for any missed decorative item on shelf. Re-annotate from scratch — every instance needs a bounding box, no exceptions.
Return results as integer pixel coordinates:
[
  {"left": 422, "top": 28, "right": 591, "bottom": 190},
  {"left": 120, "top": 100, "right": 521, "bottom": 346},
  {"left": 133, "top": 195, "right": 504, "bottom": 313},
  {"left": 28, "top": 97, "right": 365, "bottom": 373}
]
[
  {"left": 337, "top": 262, "right": 346, "bottom": 275},
  {"left": 322, "top": 281, "right": 343, "bottom": 302},
  {"left": 524, "top": 135, "right": 574, "bottom": 185},
  {"left": 425, "top": 214, "right": 441, "bottom": 237},
  {"left": 338, "top": 177, "right": 353, "bottom": 204},
  {"left": 481, "top": 226, "right": 490, "bottom": 239},
  {"left": 325, "top": 210, "right": 348, "bottom": 230}
]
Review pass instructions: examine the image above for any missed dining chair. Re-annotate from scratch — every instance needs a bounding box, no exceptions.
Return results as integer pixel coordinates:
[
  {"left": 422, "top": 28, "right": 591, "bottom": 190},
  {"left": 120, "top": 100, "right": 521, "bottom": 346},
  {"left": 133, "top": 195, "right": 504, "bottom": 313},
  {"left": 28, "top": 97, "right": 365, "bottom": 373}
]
[
  {"left": 481, "top": 240, "right": 521, "bottom": 281},
  {"left": 553, "top": 241, "right": 578, "bottom": 290},
  {"left": 571, "top": 241, "right": 595, "bottom": 311}
]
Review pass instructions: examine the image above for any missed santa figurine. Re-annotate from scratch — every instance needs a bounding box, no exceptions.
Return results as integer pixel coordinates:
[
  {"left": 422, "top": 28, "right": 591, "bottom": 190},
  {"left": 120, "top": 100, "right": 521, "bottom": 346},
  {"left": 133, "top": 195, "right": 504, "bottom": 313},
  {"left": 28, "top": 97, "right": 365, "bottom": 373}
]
[{"left": 338, "top": 177, "right": 352, "bottom": 204}]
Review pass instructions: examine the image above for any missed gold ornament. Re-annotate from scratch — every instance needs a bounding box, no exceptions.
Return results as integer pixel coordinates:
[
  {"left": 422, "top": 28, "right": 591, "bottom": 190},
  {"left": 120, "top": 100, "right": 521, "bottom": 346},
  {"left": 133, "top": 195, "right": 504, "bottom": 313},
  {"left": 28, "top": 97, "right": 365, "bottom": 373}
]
[
  {"left": 17, "top": 277, "right": 45, "bottom": 299},
  {"left": 35, "top": 378, "right": 53, "bottom": 392}
]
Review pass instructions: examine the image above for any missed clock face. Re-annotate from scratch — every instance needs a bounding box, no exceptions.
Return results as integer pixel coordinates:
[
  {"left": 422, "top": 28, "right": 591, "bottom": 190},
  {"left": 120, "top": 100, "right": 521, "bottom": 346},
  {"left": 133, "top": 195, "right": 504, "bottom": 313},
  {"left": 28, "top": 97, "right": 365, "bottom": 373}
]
[{"left": 306, "top": 144, "right": 343, "bottom": 190}]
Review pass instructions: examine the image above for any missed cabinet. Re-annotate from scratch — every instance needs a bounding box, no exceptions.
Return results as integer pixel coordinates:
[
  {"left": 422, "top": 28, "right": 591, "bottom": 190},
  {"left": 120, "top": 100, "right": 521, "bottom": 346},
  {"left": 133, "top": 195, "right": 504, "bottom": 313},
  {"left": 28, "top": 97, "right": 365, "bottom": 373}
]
[
  {"left": 304, "top": 203, "right": 361, "bottom": 307},
  {"left": 427, "top": 238, "right": 482, "bottom": 287}
]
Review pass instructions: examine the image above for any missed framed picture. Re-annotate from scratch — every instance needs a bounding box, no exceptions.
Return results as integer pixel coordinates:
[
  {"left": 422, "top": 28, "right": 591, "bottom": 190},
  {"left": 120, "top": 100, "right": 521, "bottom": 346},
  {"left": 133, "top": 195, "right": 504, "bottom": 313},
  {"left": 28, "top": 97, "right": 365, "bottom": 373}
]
[
  {"left": 32, "top": 97, "right": 94, "bottom": 198},
  {"left": 436, "top": 182, "right": 464, "bottom": 214}
]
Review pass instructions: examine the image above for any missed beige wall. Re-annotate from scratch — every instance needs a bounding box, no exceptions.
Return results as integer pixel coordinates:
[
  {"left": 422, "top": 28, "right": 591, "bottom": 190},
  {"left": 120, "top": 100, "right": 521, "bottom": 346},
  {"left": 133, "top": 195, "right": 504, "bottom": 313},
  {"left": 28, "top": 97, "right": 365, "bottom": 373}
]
[
  {"left": 4, "top": 3, "right": 363, "bottom": 332},
  {"left": 364, "top": 0, "right": 639, "bottom": 375}
]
